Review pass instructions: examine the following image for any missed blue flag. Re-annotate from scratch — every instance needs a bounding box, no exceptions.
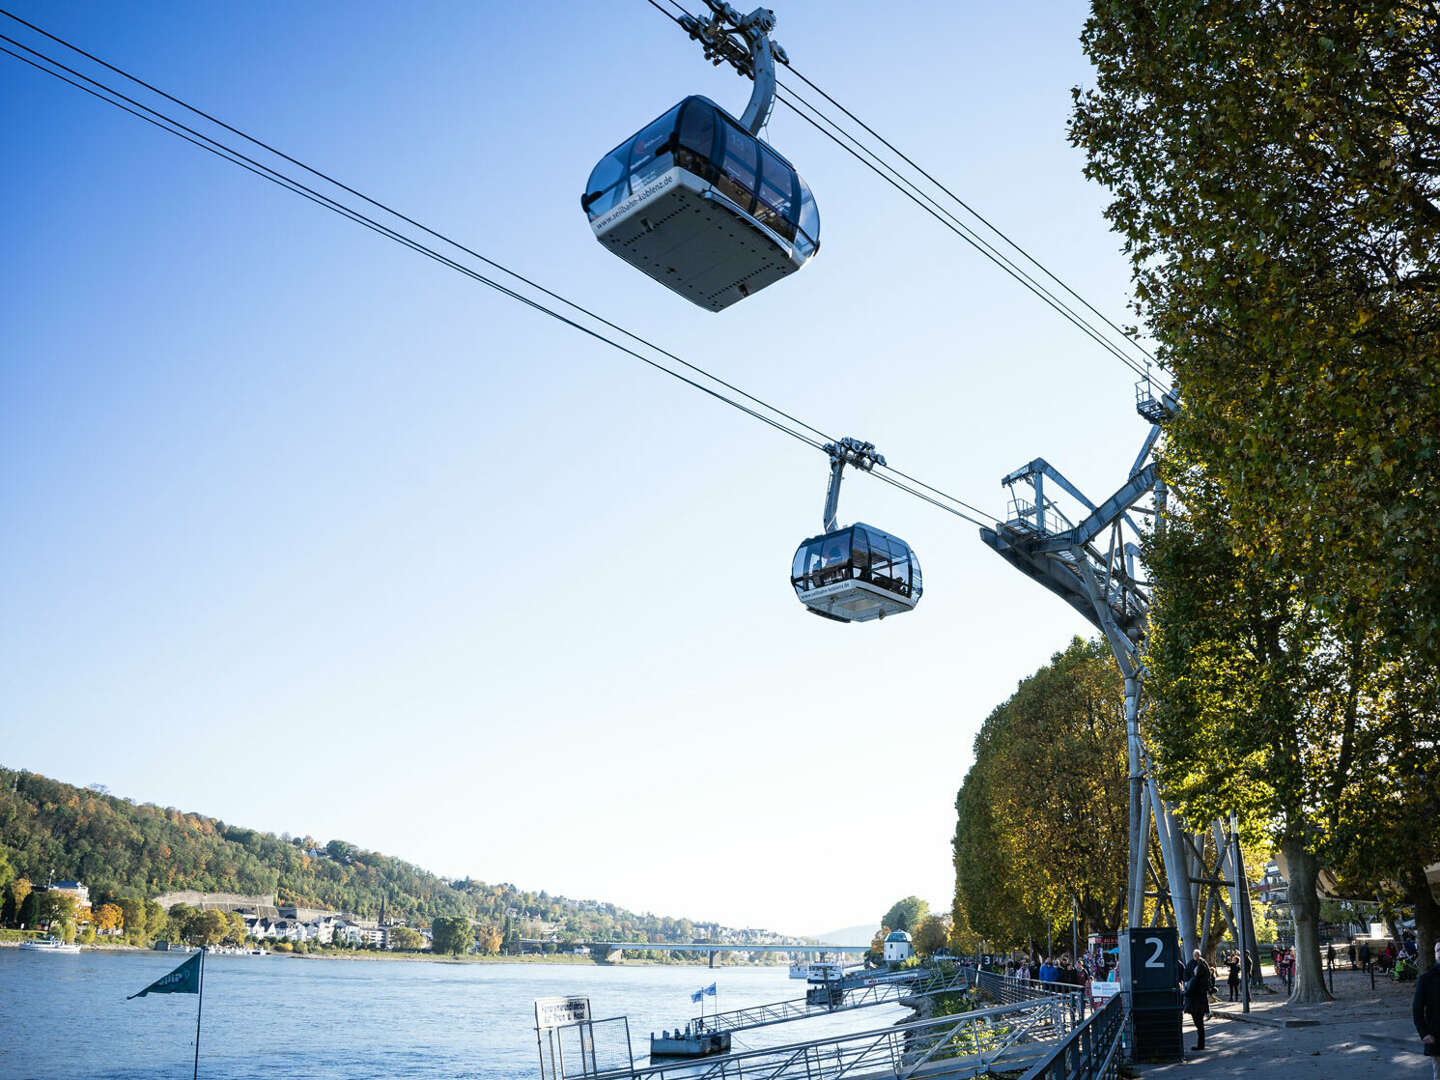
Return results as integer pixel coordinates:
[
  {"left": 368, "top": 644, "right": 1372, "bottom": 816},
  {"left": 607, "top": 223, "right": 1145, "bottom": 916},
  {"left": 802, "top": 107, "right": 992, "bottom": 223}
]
[
  {"left": 691, "top": 988, "right": 704, "bottom": 1003},
  {"left": 128, "top": 952, "right": 202, "bottom": 999},
  {"left": 703, "top": 983, "right": 717, "bottom": 996}
]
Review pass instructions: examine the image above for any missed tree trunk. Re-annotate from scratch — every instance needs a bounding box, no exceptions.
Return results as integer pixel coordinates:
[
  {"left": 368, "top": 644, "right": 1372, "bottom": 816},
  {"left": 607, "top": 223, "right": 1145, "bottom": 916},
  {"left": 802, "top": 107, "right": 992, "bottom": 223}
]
[
  {"left": 1281, "top": 838, "right": 1332, "bottom": 1002},
  {"left": 1406, "top": 868, "right": 1439, "bottom": 974}
]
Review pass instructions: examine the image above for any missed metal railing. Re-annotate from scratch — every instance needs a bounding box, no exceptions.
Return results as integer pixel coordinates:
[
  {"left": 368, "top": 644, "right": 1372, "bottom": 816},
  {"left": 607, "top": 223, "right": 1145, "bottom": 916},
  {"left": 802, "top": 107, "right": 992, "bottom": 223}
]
[
  {"left": 695, "top": 964, "right": 975, "bottom": 1034},
  {"left": 976, "top": 971, "right": 1084, "bottom": 1027},
  {"left": 596, "top": 995, "right": 1079, "bottom": 1080},
  {"left": 1016, "top": 992, "right": 1125, "bottom": 1080}
]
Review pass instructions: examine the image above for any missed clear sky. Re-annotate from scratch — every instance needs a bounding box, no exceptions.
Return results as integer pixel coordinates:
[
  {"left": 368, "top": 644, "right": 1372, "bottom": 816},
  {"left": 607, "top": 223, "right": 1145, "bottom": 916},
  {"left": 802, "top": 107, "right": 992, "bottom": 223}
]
[{"left": 2, "top": 0, "right": 1155, "bottom": 936}]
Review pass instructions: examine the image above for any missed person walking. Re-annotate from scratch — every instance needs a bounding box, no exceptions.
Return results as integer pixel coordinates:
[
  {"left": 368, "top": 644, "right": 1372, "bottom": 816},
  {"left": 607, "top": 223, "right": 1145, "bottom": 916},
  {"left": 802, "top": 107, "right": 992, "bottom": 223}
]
[
  {"left": 1182, "top": 949, "right": 1213, "bottom": 1052},
  {"left": 1414, "top": 940, "right": 1440, "bottom": 1080},
  {"left": 1348, "top": 942, "right": 1357, "bottom": 969},
  {"left": 1227, "top": 952, "right": 1242, "bottom": 1002}
]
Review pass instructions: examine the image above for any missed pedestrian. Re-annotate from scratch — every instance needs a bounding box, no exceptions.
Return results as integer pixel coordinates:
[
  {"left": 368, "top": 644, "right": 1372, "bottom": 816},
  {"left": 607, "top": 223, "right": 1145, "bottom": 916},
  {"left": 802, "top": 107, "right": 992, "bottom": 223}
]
[
  {"left": 1414, "top": 940, "right": 1440, "bottom": 1080},
  {"left": 1227, "top": 952, "right": 1242, "bottom": 1002},
  {"left": 1327, "top": 943, "right": 1336, "bottom": 970},
  {"left": 1182, "top": 949, "right": 1213, "bottom": 1052},
  {"left": 1348, "top": 942, "right": 1357, "bottom": 969},
  {"left": 1361, "top": 941, "right": 1372, "bottom": 972}
]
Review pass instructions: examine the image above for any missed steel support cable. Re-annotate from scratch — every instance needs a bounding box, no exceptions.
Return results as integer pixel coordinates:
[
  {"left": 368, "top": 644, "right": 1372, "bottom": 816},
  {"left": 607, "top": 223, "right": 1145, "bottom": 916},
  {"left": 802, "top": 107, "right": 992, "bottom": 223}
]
[
  {"left": 780, "top": 62, "right": 1164, "bottom": 374},
  {"left": 0, "top": 35, "right": 828, "bottom": 458},
  {"left": 0, "top": 27, "right": 1005, "bottom": 529},
  {"left": 0, "top": 6, "right": 837, "bottom": 453},
  {"left": 646, "top": 0, "right": 1165, "bottom": 386},
  {"left": 773, "top": 83, "right": 1152, "bottom": 382}
]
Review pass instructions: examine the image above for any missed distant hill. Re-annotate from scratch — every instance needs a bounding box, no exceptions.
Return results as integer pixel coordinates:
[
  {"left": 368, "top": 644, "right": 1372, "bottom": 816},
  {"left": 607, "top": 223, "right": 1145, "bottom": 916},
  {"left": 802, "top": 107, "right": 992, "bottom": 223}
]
[
  {"left": 0, "top": 765, "right": 791, "bottom": 946},
  {"left": 812, "top": 923, "right": 879, "bottom": 947}
]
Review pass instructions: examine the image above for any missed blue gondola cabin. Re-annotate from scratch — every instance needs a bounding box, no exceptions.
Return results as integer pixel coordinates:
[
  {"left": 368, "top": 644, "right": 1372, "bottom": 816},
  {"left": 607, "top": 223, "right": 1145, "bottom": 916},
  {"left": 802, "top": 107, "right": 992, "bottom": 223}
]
[{"left": 582, "top": 96, "right": 819, "bottom": 312}]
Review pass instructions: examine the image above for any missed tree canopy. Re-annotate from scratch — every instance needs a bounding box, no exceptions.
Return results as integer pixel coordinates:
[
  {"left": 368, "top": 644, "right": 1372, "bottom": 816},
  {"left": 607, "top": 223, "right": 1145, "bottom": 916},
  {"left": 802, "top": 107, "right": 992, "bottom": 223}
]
[
  {"left": 1070, "top": 0, "right": 1440, "bottom": 997},
  {"left": 953, "top": 639, "right": 1129, "bottom": 946}
]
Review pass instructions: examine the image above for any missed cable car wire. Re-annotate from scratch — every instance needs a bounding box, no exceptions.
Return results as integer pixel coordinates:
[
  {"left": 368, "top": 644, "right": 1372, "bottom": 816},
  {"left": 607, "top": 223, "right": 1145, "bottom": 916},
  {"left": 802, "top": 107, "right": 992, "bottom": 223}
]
[
  {"left": 0, "top": 6, "right": 838, "bottom": 452},
  {"left": 780, "top": 61, "right": 1164, "bottom": 373},
  {"left": 0, "top": 32, "right": 828, "bottom": 455},
  {"left": 646, "top": 0, "right": 1165, "bottom": 386},
  {"left": 773, "top": 83, "right": 1152, "bottom": 382},
  {"left": 0, "top": 19, "right": 1002, "bottom": 532}
]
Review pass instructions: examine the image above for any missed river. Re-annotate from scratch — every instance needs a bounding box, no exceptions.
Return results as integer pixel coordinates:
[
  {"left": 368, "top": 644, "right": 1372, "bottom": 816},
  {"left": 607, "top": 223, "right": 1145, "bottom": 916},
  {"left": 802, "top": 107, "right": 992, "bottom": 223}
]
[{"left": 0, "top": 951, "right": 910, "bottom": 1079}]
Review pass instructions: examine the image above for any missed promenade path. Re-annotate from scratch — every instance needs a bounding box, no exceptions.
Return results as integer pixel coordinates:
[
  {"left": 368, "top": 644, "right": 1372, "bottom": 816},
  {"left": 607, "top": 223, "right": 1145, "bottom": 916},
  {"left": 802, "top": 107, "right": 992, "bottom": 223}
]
[{"left": 1135, "top": 967, "right": 1433, "bottom": 1079}]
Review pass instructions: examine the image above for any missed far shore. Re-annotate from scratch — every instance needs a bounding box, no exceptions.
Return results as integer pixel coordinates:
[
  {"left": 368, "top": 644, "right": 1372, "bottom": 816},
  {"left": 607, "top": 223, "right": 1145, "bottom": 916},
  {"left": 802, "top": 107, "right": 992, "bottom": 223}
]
[{"left": 0, "top": 940, "right": 786, "bottom": 968}]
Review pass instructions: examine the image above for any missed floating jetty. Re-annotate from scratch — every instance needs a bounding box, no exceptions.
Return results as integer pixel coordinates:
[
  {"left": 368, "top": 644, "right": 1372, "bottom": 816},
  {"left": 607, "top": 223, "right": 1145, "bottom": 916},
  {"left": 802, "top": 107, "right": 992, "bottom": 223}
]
[{"left": 648, "top": 1027, "right": 731, "bottom": 1058}]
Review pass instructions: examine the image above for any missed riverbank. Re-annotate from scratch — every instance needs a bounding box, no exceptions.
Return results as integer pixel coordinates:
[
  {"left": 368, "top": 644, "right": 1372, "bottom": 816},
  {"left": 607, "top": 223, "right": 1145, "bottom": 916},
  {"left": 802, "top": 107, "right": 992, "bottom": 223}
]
[{"left": 0, "top": 939, "right": 782, "bottom": 968}]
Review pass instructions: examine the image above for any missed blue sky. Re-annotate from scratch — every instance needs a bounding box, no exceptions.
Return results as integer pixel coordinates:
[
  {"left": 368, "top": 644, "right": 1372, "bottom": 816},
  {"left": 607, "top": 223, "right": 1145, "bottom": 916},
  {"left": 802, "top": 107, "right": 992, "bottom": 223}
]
[{"left": 2, "top": 0, "right": 1156, "bottom": 935}]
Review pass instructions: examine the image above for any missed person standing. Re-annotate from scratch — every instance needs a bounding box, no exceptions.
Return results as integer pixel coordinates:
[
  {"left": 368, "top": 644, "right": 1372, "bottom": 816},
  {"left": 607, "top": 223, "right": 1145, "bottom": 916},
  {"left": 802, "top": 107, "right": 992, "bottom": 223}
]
[
  {"left": 1348, "top": 942, "right": 1357, "bottom": 969},
  {"left": 1227, "top": 952, "right": 1242, "bottom": 1002},
  {"left": 1414, "top": 940, "right": 1440, "bottom": 1080},
  {"left": 1182, "top": 949, "right": 1213, "bottom": 1052}
]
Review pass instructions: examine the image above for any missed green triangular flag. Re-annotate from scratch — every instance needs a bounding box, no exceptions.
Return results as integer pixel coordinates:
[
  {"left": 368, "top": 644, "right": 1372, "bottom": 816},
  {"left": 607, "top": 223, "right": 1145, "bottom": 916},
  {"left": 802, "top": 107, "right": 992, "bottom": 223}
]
[{"left": 129, "top": 952, "right": 202, "bottom": 999}]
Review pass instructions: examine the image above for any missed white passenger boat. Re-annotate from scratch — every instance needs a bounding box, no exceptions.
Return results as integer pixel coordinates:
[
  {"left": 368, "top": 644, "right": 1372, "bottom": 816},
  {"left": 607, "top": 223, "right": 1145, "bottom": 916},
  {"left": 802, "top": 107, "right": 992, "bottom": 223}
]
[{"left": 18, "top": 937, "right": 81, "bottom": 953}]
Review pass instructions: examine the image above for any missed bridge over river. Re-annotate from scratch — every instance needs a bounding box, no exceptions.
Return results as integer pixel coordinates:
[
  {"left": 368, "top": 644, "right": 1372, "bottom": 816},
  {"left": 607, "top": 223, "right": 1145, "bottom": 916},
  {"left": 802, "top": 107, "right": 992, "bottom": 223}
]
[{"left": 519, "top": 940, "right": 871, "bottom": 967}]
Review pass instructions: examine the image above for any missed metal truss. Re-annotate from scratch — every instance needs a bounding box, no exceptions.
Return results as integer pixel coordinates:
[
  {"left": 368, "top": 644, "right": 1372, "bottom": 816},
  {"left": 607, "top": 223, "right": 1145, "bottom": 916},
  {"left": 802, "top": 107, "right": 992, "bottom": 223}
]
[{"left": 977, "top": 386, "right": 1257, "bottom": 980}]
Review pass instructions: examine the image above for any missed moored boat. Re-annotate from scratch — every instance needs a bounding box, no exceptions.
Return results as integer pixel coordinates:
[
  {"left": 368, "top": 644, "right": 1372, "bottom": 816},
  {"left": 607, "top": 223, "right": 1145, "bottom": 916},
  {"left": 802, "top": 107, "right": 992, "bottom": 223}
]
[{"left": 18, "top": 937, "right": 81, "bottom": 953}]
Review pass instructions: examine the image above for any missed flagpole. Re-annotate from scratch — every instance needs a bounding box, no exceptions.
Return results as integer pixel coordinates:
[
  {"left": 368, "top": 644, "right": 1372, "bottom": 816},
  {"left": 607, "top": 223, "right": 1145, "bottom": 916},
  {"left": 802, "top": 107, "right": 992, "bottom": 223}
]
[{"left": 193, "top": 948, "right": 205, "bottom": 1080}]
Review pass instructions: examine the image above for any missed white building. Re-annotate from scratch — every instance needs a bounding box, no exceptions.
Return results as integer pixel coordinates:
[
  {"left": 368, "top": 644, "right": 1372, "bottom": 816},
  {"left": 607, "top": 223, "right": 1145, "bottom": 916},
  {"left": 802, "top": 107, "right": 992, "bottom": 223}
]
[
  {"left": 49, "top": 880, "right": 90, "bottom": 908},
  {"left": 883, "top": 930, "right": 913, "bottom": 963}
]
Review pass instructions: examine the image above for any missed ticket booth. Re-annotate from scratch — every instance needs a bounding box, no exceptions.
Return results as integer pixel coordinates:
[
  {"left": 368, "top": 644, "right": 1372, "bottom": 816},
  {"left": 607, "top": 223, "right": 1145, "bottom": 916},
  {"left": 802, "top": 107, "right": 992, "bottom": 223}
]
[{"left": 1117, "top": 927, "right": 1182, "bottom": 1062}]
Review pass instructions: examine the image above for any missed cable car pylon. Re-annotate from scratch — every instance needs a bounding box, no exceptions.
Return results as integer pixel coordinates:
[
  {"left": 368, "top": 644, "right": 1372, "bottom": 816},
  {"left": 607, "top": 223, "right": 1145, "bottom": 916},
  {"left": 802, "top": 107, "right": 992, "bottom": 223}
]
[
  {"left": 978, "top": 387, "right": 1259, "bottom": 1011},
  {"left": 790, "top": 438, "right": 923, "bottom": 623}
]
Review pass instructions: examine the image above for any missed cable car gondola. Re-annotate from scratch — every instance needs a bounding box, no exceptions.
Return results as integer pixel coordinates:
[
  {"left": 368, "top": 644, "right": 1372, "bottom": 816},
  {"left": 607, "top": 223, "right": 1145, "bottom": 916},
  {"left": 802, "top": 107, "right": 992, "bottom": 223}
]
[
  {"left": 580, "top": 6, "right": 818, "bottom": 312},
  {"left": 790, "top": 440, "right": 922, "bottom": 623}
]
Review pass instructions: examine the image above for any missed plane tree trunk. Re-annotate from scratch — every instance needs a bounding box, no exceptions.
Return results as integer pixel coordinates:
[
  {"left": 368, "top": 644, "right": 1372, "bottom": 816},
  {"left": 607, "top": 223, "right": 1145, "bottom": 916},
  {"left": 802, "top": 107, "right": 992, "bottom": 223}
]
[
  {"left": 1282, "top": 837, "right": 1331, "bottom": 1003},
  {"left": 1407, "top": 869, "right": 1439, "bottom": 975}
]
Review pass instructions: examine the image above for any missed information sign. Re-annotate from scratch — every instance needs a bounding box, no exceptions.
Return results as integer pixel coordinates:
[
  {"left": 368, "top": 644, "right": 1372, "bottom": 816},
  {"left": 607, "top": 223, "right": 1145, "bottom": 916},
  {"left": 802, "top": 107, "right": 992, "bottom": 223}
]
[{"left": 534, "top": 995, "right": 591, "bottom": 1030}]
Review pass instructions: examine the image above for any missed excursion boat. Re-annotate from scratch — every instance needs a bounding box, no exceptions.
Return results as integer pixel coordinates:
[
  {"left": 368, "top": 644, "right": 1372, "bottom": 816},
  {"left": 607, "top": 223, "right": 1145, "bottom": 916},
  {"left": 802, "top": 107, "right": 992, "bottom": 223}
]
[{"left": 18, "top": 937, "right": 81, "bottom": 953}]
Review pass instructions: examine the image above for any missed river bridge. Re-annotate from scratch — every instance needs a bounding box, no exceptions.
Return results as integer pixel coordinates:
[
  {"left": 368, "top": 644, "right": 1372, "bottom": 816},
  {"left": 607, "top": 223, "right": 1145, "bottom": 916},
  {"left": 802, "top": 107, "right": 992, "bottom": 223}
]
[{"left": 519, "top": 939, "right": 871, "bottom": 967}]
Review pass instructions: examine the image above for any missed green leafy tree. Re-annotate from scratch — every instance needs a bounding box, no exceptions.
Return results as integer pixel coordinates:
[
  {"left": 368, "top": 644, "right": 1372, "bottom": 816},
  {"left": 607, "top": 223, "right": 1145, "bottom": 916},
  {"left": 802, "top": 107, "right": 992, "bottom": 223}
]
[
  {"left": 39, "top": 890, "right": 78, "bottom": 929},
  {"left": 389, "top": 926, "right": 423, "bottom": 951},
  {"left": 432, "top": 916, "right": 472, "bottom": 956},
  {"left": 953, "top": 640, "right": 1128, "bottom": 948},
  {"left": 913, "top": 915, "right": 951, "bottom": 957},
  {"left": 116, "top": 897, "right": 145, "bottom": 938},
  {"left": 6, "top": 877, "right": 33, "bottom": 928},
  {"left": 1070, "top": 0, "right": 1440, "bottom": 998},
  {"left": 881, "top": 898, "right": 929, "bottom": 935}
]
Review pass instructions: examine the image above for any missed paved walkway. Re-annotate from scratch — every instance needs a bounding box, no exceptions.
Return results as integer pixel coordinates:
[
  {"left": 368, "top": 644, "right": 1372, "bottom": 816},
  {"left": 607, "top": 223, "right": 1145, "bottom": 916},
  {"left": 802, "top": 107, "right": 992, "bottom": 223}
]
[{"left": 1135, "top": 968, "right": 1434, "bottom": 1079}]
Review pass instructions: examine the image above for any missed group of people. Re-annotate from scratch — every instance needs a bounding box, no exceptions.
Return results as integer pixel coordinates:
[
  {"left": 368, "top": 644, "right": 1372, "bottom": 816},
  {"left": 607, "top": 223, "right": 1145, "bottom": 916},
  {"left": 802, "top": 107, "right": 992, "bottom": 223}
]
[{"left": 1004, "top": 953, "right": 1111, "bottom": 986}]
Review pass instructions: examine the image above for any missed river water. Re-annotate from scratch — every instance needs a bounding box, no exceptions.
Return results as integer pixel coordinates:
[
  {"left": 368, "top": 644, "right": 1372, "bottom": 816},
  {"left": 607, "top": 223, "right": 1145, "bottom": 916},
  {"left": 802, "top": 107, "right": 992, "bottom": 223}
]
[{"left": 0, "top": 951, "right": 909, "bottom": 1079}]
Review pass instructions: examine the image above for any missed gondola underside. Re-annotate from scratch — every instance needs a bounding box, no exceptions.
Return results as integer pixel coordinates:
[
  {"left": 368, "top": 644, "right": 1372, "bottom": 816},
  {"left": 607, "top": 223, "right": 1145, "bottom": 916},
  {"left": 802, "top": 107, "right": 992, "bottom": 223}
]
[
  {"left": 801, "top": 579, "right": 918, "bottom": 623},
  {"left": 592, "top": 168, "right": 799, "bottom": 312}
]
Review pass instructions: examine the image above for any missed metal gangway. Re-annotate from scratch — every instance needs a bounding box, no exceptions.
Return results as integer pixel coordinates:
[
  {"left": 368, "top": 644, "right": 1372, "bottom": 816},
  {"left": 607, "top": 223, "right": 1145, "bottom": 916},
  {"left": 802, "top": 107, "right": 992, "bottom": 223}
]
[
  {"left": 553, "top": 996, "right": 1082, "bottom": 1080},
  {"left": 537, "top": 973, "right": 1089, "bottom": 1080},
  {"left": 693, "top": 965, "right": 975, "bottom": 1034}
]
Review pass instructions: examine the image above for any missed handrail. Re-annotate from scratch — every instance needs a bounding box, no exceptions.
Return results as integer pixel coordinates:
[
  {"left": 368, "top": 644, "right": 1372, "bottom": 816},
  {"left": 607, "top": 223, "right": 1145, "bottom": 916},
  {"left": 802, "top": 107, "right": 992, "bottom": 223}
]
[
  {"left": 1015, "top": 993, "right": 1125, "bottom": 1080},
  {"left": 600, "top": 994, "right": 1077, "bottom": 1080}
]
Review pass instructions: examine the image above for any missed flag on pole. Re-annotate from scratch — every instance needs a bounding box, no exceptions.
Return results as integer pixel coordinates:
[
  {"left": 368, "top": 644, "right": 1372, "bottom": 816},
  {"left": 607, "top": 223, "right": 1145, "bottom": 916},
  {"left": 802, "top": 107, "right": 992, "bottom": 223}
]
[
  {"left": 128, "top": 952, "right": 202, "bottom": 999},
  {"left": 691, "top": 988, "right": 705, "bottom": 1003},
  {"left": 703, "top": 983, "right": 717, "bottom": 997}
]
